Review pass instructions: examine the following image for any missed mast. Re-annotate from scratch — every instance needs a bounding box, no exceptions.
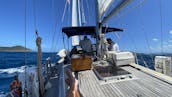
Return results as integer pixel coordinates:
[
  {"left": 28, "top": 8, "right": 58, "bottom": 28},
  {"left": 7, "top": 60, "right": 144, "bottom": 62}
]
[
  {"left": 36, "top": 34, "right": 44, "bottom": 97},
  {"left": 95, "top": 0, "right": 133, "bottom": 58},
  {"left": 95, "top": 0, "right": 101, "bottom": 58},
  {"left": 96, "top": 0, "right": 108, "bottom": 59},
  {"left": 71, "top": 0, "right": 82, "bottom": 46}
]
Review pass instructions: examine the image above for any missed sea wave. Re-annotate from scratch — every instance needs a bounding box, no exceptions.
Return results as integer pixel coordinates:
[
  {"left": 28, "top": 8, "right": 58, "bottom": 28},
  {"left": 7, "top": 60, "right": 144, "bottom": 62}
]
[
  {"left": 0, "top": 65, "right": 36, "bottom": 79},
  {"left": 0, "top": 90, "right": 6, "bottom": 97},
  {"left": 0, "top": 66, "right": 25, "bottom": 74}
]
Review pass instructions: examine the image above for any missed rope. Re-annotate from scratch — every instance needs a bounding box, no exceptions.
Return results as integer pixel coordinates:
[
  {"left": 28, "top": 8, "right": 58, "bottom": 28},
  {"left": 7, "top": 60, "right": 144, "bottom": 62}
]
[{"left": 159, "top": 0, "right": 163, "bottom": 54}]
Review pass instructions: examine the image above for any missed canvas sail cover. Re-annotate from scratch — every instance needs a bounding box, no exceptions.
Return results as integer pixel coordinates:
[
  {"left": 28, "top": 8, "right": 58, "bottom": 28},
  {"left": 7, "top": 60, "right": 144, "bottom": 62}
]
[{"left": 98, "top": 0, "right": 114, "bottom": 17}]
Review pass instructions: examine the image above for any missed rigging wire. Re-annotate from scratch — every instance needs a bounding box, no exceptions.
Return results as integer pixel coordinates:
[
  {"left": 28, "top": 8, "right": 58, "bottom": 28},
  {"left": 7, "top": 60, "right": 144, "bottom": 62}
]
[
  {"left": 67, "top": 1, "right": 70, "bottom": 27},
  {"left": 67, "top": 1, "right": 71, "bottom": 51},
  {"left": 117, "top": 12, "right": 146, "bottom": 66},
  {"left": 62, "top": 0, "right": 72, "bottom": 51},
  {"left": 50, "top": 0, "right": 58, "bottom": 60},
  {"left": 158, "top": 0, "right": 164, "bottom": 73},
  {"left": 125, "top": 30, "right": 146, "bottom": 66},
  {"left": 33, "top": 0, "right": 40, "bottom": 55},
  {"left": 107, "top": 25, "right": 120, "bottom": 43},
  {"left": 68, "top": 38, "right": 70, "bottom": 51},
  {"left": 62, "top": 0, "right": 69, "bottom": 22},
  {"left": 115, "top": 0, "right": 146, "bottom": 21},
  {"left": 33, "top": 0, "right": 37, "bottom": 31},
  {"left": 114, "top": 33, "right": 121, "bottom": 40},
  {"left": 159, "top": 0, "right": 163, "bottom": 54},
  {"left": 24, "top": 0, "right": 27, "bottom": 93},
  {"left": 63, "top": 0, "right": 72, "bottom": 49},
  {"left": 50, "top": 0, "right": 65, "bottom": 53},
  {"left": 62, "top": 32, "right": 66, "bottom": 48},
  {"left": 52, "top": 28, "right": 62, "bottom": 52},
  {"left": 50, "top": 1, "right": 61, "bottom": 52},
  {"left": 61, "top": 0, "right": 70, "bottom": 49},
  {"left": 51, "top": 0, "right": 71, "bottom": 52},
  {"left": 123, "top": 0, "right": 152, "bottom": 67},
  {"left": 138, "top": 5, "right": 154, "bottom": 68}
]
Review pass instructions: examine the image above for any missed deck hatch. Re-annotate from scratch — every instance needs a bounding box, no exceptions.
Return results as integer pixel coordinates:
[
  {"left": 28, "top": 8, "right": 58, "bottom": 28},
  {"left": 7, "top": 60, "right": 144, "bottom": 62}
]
[{"left": 93, "top": 66, "right": 133, "bottom": 81}]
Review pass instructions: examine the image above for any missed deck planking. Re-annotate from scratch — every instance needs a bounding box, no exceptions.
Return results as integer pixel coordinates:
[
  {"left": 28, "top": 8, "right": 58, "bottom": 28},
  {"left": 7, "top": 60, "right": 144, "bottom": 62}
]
[{"left": 78, "top": 66, "right": 172, "bottom": 97}]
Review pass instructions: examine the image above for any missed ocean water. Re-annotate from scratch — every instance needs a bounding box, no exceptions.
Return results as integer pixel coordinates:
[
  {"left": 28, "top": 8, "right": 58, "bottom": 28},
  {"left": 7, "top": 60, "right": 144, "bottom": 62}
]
[
  {"left": 136, "top": 53, "right": 155, "bottom": 70},
  {"left": 0, "top": 52, "right": 156, "bottom": 94},
  {"left": 0, "top": 52, "right": 57, "bottom": 94}
]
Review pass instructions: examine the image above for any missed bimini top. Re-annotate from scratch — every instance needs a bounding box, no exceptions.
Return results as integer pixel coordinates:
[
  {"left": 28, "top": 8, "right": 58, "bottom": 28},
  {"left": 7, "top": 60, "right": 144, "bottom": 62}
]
[{"left": 62, "top": 26, "right": 123, "bottom": 37}]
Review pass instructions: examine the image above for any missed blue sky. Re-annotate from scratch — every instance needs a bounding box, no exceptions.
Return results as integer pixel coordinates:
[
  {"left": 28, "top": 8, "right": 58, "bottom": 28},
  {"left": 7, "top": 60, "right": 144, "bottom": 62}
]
[{"left": 0, "top": 0, "right": 172, "bottom": 53}]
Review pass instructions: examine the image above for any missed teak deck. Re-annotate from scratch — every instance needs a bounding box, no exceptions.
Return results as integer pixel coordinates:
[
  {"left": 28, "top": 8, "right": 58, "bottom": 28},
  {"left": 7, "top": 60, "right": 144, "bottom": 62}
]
[
  {"left": 78, "top": 64, "right": 172, "bottom": 97},
  {"left": 45, "top": 63, "right": 172, "bottom": 97}
]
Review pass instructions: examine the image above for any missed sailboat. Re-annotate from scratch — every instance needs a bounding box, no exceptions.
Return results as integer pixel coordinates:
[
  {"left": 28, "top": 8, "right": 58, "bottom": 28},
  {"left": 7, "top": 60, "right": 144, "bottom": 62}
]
[
  {"left": 58, "top": 0, "right": 172, "bottom": 97},
  {"left": 4, "top": 0, "right": 172, "bottom": 97}
]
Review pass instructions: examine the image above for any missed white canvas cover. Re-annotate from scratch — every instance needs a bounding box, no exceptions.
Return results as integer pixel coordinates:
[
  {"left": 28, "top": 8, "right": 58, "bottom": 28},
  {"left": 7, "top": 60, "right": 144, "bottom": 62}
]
[
  {"left": 155, "top": 56, "right": 172, "bottom": 76},
  {"left": 108, "top": 51, "right": 134, "bottom": 60},
  {"left": 107, "top": 51, "right": 135, "bottom": 66}
]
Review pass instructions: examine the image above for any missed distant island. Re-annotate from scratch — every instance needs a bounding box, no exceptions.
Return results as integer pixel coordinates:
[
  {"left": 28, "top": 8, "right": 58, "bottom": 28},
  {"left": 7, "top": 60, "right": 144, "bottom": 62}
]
[{"left": 0, "top": 46, "right": 32, "bottom": 52}]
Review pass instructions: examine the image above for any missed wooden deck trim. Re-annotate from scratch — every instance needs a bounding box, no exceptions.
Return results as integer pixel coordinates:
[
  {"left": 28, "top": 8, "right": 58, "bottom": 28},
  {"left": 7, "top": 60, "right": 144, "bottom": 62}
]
[{"left": 129, "top": 63, "right": 172, "bottom": 84}]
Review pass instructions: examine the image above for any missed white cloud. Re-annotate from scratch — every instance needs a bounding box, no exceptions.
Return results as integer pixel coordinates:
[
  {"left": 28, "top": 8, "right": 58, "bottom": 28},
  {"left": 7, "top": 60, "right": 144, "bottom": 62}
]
[
  {"left": 167, "top": 44, "right": 172, "bottom": 48},
  {"left": 168, "top": 40, "right": 172, "bottom": 43},
  {"left": 152, "top": 38, "right": 158, "bottom": 42},
  {"left": 150, "top": 46, "right": 162, "bottom": 53},
  {"left": 149, "top": 43, "right": 172, "bottom": 53},
  {"left": 169, "top": 30, "right": 172, "bottom": 35},
  {"left": 163, "top": 41, "right": 168, "bottom": 45},
  {"left": 150, "top": 46, "right": 154, "bottom": 50}
]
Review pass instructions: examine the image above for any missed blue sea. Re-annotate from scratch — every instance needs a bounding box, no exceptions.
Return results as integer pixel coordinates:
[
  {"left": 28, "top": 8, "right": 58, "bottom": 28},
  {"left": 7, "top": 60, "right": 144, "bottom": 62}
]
[
  {"left": 0, "top": 52, "right": 158, "bottom": 94},
  {"left": 0, "top": 52, "right": 58, "bottom": 94}
]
